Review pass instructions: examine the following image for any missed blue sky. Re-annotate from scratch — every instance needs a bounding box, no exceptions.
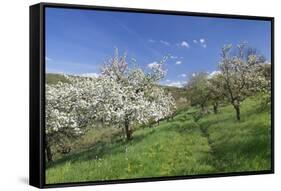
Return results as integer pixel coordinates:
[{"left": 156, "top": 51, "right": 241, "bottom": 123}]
[{"left": 45, "top": 7, "right": 271, "bottom": 87}]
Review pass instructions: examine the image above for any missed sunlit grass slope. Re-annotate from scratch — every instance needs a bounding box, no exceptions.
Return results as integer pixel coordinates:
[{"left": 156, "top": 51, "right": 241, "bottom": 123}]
[
  {"left": 46, "top": 97, "right": 271, "bottom": 184},
  {"left": 198, "top": 97, "right": 271, "bottom": 172}
]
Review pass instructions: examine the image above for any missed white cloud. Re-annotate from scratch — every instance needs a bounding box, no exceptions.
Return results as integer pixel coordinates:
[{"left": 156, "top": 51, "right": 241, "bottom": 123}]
[
  {"left": 199, "top": 38, "right": 207, "bottom": 48},
  {"left": 181, "top": 41, "right": 190, "bottom": 48},
  {"left": 148, "top": 39, "right": 156, "bottom": 43},
  {"left": 164, "top": 80, "right": 186, "bottom": 88},
  {"left": 208, "top": 70, "right": 221, "bottom": 78},
  {"left": 193, "top": 38, "right": 207, "bottom": 48},
  {"left": 160, "top": 40, "right": 170, "bottom": 46},
  {"left": 192, "top": 73, "right": 196, "bottom": 77},
  {"left": 200, "top": 38, "right": 205, "bottom": 43},
  {"left": 175, "top": 61, "right": 182, "bottom": 65},
  {"left": 45, "top": 56, "right": 52, "bottom": 61},
  {"left": 81, "top": 73, "right": 100, "bottom": 78},
  {"left": 147, "top": 61, "right": 160, "bottom": 69},
  {"left": 179, "top": 74, "right": 187, "bottom": 78},
  {"left": 170, "top": 56, "right": 178, "bottom": 59},
  {"left": 166, "top": 79, "right": 171, "bottom": 82}
]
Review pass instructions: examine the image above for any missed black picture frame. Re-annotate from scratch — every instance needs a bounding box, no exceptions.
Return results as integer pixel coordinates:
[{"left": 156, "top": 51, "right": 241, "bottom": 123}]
[{"left": 30, "top": 2, "right": 275, "bottom": 189}]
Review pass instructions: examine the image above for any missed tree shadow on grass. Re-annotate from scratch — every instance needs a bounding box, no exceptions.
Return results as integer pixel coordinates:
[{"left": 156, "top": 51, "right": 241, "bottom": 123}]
[
  {"left": 46, "top": 128, "right": 156, "bottom": 169},
  {"left": 210, "top": 128, "right": 271, "bottom": 171}
]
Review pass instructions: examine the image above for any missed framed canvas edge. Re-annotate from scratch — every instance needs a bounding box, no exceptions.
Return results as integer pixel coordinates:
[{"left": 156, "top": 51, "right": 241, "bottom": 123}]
[
  {"left": 29, "top": 3, "right": 45, "bottom": 188},
  {"left": 29, "top": 2, "right": 275, "bottom": 189}
]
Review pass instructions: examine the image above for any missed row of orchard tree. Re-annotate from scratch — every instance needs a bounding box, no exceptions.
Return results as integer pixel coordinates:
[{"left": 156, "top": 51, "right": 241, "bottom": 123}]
[
  {"left": 45, "top": 43, "right": 271, "bottom": 162},
  {"left": 186, "top": 43, "right": 271, "bottom": 121},
  {"left": 45, "top": 50, "right": 176, "bottom": 162}
]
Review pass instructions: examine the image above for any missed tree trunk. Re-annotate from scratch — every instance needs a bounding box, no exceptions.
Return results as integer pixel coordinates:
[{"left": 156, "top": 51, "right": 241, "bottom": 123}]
[
  {"left": 157, "top": 120, "right": 160, "bottom": 126},
  {"left": 124, "top": 119, "right": 132, "bottom": 141},
  {"left": 234, "top": 105, "right": 240, "bottom": 121},
  {"left": 213, "top": 103, "right": 218, "bottom": 114},
  {"left": 46, "top": 143, "right": 53, "bottom": 162}
]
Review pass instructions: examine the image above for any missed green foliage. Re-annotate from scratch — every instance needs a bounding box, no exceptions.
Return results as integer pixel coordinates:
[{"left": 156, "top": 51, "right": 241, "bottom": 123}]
[{"left": 186, "top": 72, "right": 210, "bottom": 110}]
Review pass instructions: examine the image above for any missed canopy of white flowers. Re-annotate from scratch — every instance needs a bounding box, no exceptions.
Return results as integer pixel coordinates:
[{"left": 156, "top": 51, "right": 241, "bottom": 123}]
[{"left": 46, "top": 51, "right": 176, "bottom": 146}]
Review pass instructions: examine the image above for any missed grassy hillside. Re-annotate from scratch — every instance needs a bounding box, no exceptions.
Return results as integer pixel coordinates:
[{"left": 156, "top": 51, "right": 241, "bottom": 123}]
[
  {"left": 46, "top": 97, "right": 271, "bottom": 184},
  {"left": 46, "top": 73, "right": 69, "bottom": 84}
]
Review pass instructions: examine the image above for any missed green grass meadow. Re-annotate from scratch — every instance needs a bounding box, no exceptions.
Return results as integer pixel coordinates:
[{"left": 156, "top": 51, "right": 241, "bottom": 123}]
[{"left": 46, "top": 97, "right": 271, "bottom": 184}]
